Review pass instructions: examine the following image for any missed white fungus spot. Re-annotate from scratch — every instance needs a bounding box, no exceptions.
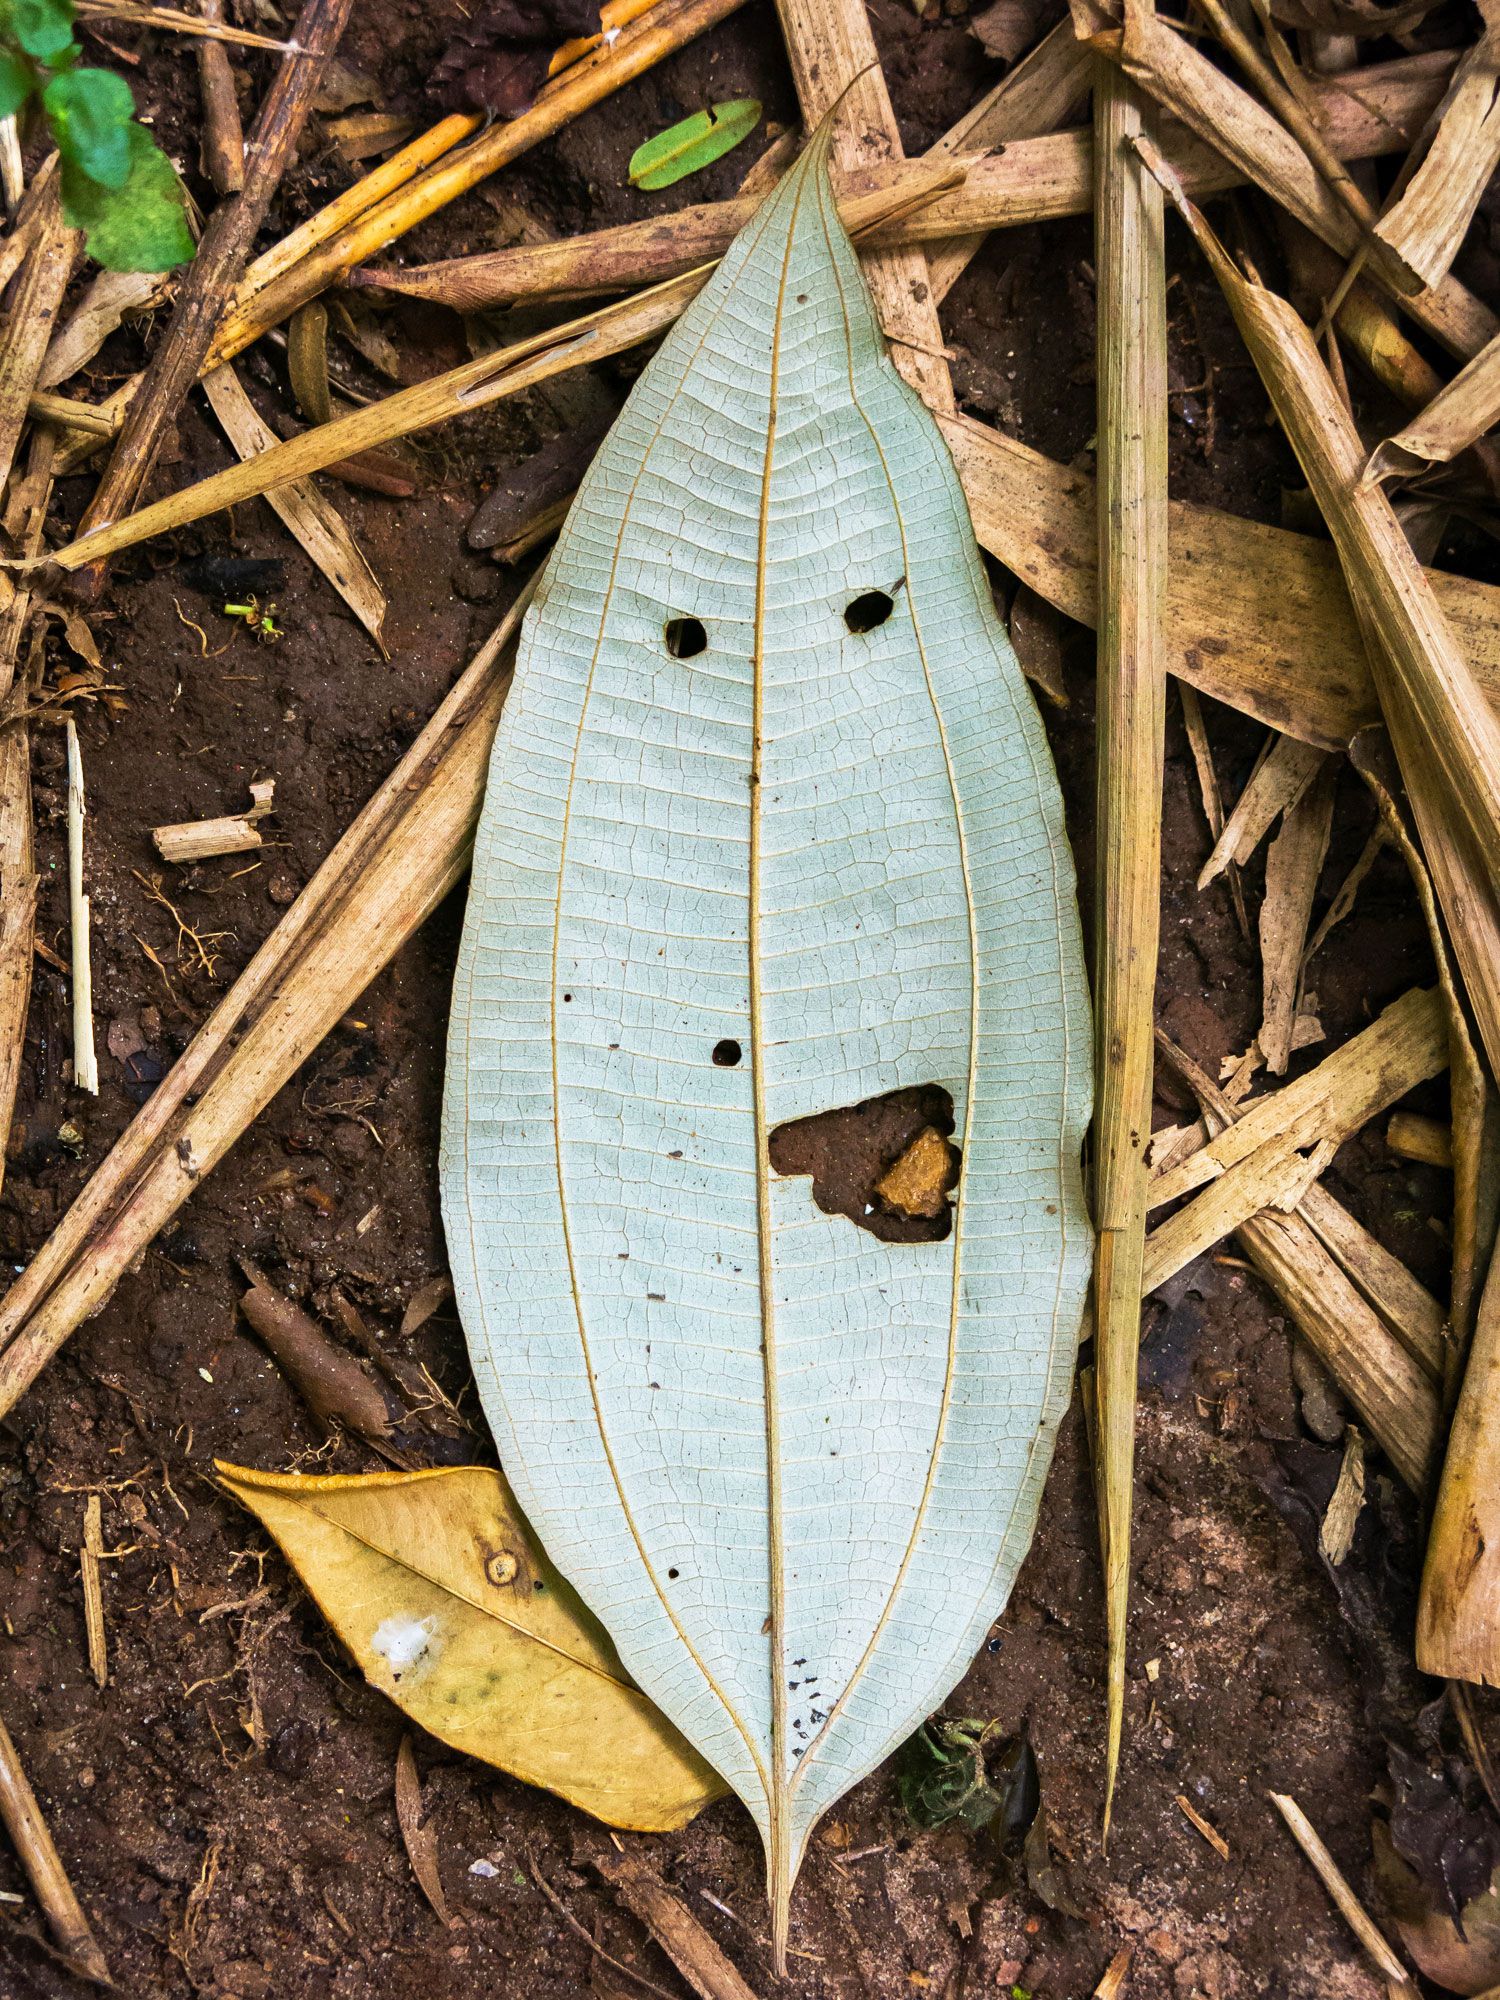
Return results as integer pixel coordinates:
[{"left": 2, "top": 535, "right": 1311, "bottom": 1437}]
[{"left": 371, "top": 1614, "right": 441, "bottom": 1678}]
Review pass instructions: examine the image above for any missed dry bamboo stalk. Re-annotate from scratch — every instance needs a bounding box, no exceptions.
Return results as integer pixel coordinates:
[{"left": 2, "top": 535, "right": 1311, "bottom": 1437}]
[
  {"left": 1091, "top": 7, "right": 1168, "bottom": 1832},
  {"left": 1143, "top": 1130, "right": 1337, "bottom": 1291},
  {"left": 0, "top": 1703, "right": 109, "bottom": 1985},
  {"left": 65, "top": 720, "right": 97, "bottom": 1097},
  {"left": 1298, "top": 1180, "right": 1446, "bottom": 1381},
  {"left": 1144, "top": 144, "right": 1500, "bottom": 1084},
  {"left": 0, "top": 173, "right": 77, "bottom": 496},
  {"left": 942, "top": 414, "right": 1500, "bottom": 749},
  {"left": 1373, "top": 29, "right": 1500, "bottom": 292},
  {"left": 773, "top": 0, "right": 954, "bottom": 413},
  {"left": 205, "top": 0, "right": 748, "bottom": 369},
  {"left": 70, "top": 0, "right": 355, "bottom": 595},
  {"left": 199, "top": 362, "right": 387, "bottom": 650},
  {"left": 0, "top": 579, "right": 537, "bottom": 1421},
  {"left": 26, "top": 393, "right": 119, "bottom": 436},
  {"left": 1419, "top": 1257, "right": 1500, "bottom": 1680},
  {"left": 1367, "top": 328, "right": 1500, "bottom": 482},
  {"left": 1199, "top": 734, "right": 1327, "bottom": 888},
  {"left": 196, "top": 0, "right": 245, "bottom": 196},
  {"left": 1387, "top": 1110, "right": 1452, "bottom": 1167},
  {"left": 1258, "top": 759, "right": 1335, "bottom": 1072},
  {"left": 351, "top": 49, "right": 1451, "bottom": 312},
  {"left": 1098, "top": 15, "right": 1496, "bottom": 361},
  {"left": 1269, "top": 1795, "right": 1420, "bottom": 1995},
  {"left": 80, "top": 1494, "right": 107, "bottom": 1689},
  {"left": 46, "top": 164, "right": 961, "bottom": 575}
]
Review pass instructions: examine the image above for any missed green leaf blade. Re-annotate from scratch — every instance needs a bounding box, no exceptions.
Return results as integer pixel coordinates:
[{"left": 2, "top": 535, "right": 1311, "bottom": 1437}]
[
  {"left": 45, "top": 66, "right": 135, "bottom": 188},
  {"left": 627, "top": 96, "right": 761, "bottom": 190},
  {"left": 61, "top": 119, "right": 193, "bottom": 270},
  {"left": 0, "top": 49, "right": 33, "bottom": 119},
  {"left": 11, "top": 0, "right": 74, "bottom": 62}
]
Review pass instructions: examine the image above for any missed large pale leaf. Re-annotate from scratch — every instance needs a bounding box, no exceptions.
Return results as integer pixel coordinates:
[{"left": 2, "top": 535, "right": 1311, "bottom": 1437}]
[
  {"left": 441, "top": 125, "right": 1092, "bottom": 1943},
  {"left": 216, "top": 1461, "right": 726, "bottom": 1831}
]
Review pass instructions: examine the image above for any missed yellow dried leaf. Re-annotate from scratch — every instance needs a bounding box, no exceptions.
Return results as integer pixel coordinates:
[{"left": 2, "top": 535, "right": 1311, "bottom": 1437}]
[{"left": 216, "top": 1461, "right": 727, "bottom": 1831}]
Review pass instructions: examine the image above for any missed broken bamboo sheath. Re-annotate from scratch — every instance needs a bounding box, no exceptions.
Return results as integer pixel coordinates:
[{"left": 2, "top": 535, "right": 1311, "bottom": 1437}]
[
  {"left": 348, "top": 50, "right": 1452, "bottom": 311},
  {"left": 69, "top": 0, "right": 357, "bottom": 592}
]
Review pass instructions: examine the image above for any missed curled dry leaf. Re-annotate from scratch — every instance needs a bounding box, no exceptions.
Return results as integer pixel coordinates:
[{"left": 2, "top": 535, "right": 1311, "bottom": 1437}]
[{"left": 215, "top": 1461, "right": 728, "bottom": 1832}]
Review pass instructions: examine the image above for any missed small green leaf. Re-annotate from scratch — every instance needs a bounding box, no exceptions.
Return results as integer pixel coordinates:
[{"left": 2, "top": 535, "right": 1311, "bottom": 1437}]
[
  {"left": 626, "top": 98, "right": 761, "bottom": 191},
  {"left": 0, "top": 48, "right": 33, "bottom": 118},
  {"left": 60, "top": 120, "right": 193, "bottom": 271},
  {"left": 44, "top": 66, "right": 134, "bottom": 188},
  {"left": 11, "top": 0, "right": 75, "bottom": 63}
]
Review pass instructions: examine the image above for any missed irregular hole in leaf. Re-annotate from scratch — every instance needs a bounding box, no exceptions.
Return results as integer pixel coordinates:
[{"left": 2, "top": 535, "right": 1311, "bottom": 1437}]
[
  {"left": 664, "top": 615, "right": 707, "bottom": 658},
  {"left": 768, "top": 1083, "right": 960, "bottom": 1243},
  {"left": 844, "top": 588, "right": 894, "bottom": 634},
  {"left": 712, "top": 1038, "right": 742, "bottom": 1067}
]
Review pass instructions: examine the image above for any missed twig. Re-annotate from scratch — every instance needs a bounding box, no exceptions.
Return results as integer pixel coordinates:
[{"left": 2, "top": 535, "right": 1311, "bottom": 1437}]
[
  {"left": 528, "top": 1855, "right": 680, "bottom": 2000},
  {"left": 1091, "top": 2, "right": 1168, "bottom": 1837},
  {"left": 347, "top": 51, "right": 1451, "bottom": 312},
  {"left": 1268, "top": 1793, "right": 1419, "bottom": 1996},
  {"left": 0, "top": 1702, "right": 110, "bottom": 1985},
  {"left": 68, "top": 0, "right": 357, "bottom": 597},
  {"left": 0, "top": 168, "right": 77, "bottom": 496},
  {"left": 81, "top": 1494, "right": 107, "bottom": 1689},
  {"left": 75, "top": 0, "right": 291, "bottom": 47},
  {"left": 0, "top": 577, "right": 538, "bottom": 1421},
  {"left": 204, "top": 0, "right": 749, "bottom": 368},
  {"left": 46, "top": 164, "right": 956, "bottom": 574},
  {"left": 1174, "top": 1793, "right": 1229, "bottom": 1858},
  {"left": 65, "top": 720, "right": 98, "bottom": 1097},
  {"left": 196, "top": 0, "right": 246, "bottom": 196},
  {"left": 593, "top": 1849, "right": 760, "bottom": 2000}
]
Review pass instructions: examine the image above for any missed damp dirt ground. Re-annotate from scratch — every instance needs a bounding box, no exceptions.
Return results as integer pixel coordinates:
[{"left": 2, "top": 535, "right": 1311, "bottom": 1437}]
[{"left": 1, "top": 2, "right": 1495, "bottom": 1996}]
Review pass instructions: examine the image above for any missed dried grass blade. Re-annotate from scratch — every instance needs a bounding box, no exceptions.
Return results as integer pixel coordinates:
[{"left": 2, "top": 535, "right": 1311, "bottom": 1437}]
[
  {"left": 1419, "top": 1257, "right": 1500, "bottom": 1679},
  {"left": 1372, "top": 29, "right": 1500, "bottom": 292},
  {"left": 1098, "top": 13, "right": 1496, "bottom": 360},
  {"left": 1091, "top": 19, "right": 1168, "bottom": 1834},
  {"left": 1145, "top": 147, "right": 1500, "bottom": 1085},
  {"left": 199, "top": 361, "right": 388, "bottom": 651},
  {"left": 1199, "top": 733, "right": 1328, "bottom": 887},
  {"left": 205, "top": 0, "right": 748, "bottom": 368},
  {"left": 1367, "top": 327, "right": 1500, "bottom": 482},
  {"left": 0, "top": 580, "right": 538, "bottom": 1419},
  {"left": 1258, "top": 758, "right": 1336, "bottom": 1071}
]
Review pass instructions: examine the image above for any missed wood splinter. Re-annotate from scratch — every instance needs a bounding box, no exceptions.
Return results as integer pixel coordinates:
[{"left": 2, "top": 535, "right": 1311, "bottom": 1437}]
[{"left": 153, "top": 778, "right": 275, "bottom": 864}]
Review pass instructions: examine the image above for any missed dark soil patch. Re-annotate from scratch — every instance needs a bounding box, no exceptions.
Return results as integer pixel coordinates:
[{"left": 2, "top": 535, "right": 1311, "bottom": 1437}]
[{"left": 0, "top": 2, "right": 1490, "bottom": 1997}]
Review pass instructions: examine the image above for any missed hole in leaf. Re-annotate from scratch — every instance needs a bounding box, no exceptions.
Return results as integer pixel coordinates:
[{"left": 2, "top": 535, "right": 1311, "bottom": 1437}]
[
  {"left": 844, "top": 589, "right": 894, "bottom": 634},
  {"left": 712, "top": 1039, "right": 742, "bottom": 1067},
  {"left": 768, "top": 1083, "right": 960, "bottom": 1243},
  {"left": 668, "top": 1567, "right": 680, "bottom": 1579},
  {"left": 664, "top": 616, "right": 707, "bottom": 658}
]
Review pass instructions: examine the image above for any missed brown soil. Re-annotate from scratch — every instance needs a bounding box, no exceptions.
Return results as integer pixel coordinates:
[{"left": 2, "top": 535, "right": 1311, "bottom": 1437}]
[{"left": 0, "top": 3, "right": 1492, "bottom": 1997}]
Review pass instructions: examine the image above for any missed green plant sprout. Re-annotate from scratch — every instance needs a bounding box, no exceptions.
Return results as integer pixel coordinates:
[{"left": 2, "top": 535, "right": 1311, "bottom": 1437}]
[
  {"left": 223, "top": 598, "right": 282, "bottom": 642},
  {"left": 0, "top": 0, "right": 193, "bottom": 269}
]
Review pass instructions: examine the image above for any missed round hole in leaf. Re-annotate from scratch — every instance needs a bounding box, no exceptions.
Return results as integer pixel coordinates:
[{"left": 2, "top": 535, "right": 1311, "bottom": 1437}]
[
  {"left": 844, "top": 589, "right": 894, "bottom": 634},
  {"left": 664, "top": 616, "right": 707, "bottom": 658},
  {"left": 712, "top": 1039, "right": 742, "bottom": 1067}
]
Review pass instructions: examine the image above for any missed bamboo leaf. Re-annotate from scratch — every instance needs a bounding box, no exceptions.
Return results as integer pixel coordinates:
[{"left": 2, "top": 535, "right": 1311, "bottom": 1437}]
[
  {"left": 216, "top": 1461, "right": 728, "bottom": 1831},
  {"left": 627, "top": 97, "right": 761, "bottom": 189},
  {"left": 442, "top": 125, "right": 1091, "bottom": 1942}
]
